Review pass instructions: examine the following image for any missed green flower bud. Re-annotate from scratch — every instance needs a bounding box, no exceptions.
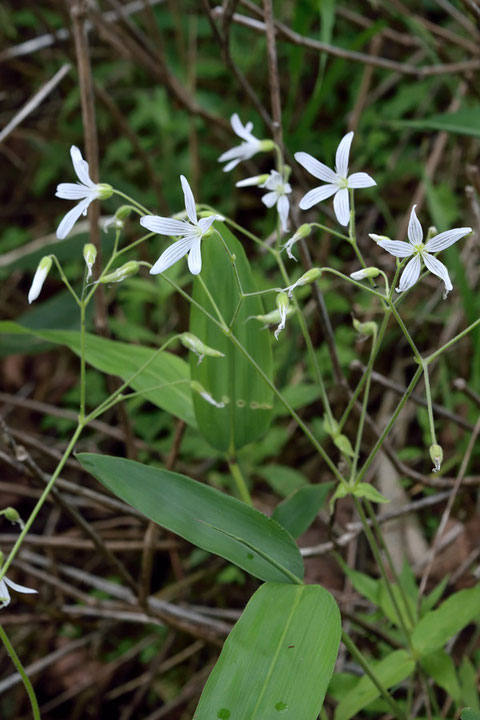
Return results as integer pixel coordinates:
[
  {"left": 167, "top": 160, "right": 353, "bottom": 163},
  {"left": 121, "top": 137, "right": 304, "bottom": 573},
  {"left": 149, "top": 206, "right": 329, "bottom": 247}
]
[
  {"left": 116, "top": 205, "right": 133, "bottom": 220},
  {"left": 429, "top": 443, "right": 443, "bottom": 473},
  {"left": 4, "top": 507, "right": 20, "bottom": 523},
  {"left": 259, "top": 139, "right": 275, "bottom": 152},
  {"left": 180, "top": 333, "right": 225, "bottom": 363},
  {"left": 190, "top": 381, "right": 225, "bottom": 408},
  {"left": 83, "top": 243, "right": 97, "bottom": 279},
  {"left": 100, "top": 261, "right": 139, "bottom": 284},
  {"left": 426, "top": 226, "right": 438, "bottom": 242},
  {"left": 353, "top": 319, "right": 377, "bottom": 336},
  {"left": 350, "top": 267, "right": 380, "bottom": 280}
]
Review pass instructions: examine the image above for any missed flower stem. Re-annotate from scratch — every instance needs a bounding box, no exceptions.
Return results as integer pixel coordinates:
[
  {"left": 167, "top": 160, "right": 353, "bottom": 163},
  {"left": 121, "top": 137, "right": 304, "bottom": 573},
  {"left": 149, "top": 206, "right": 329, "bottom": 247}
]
[
  {"left": 0, "top": 625, "right": 40, "bottom": 720},
  {"left": 425, "top": 317, "right": 480, "bottom": 364},
  {"left": 349, "top": 326, "right": 377, "bottom": 484},
  {"left": 79, "top": 300, "right": 87, "bottom": 421},
  {"left": 227, "top": 457, "right": 253, "bottom": 505},
  {"left": 422, "top": 359, "right": 437, "bottom": 445},
  {"left": 112, "top": 189, "right": 151, "bottom": 216}
]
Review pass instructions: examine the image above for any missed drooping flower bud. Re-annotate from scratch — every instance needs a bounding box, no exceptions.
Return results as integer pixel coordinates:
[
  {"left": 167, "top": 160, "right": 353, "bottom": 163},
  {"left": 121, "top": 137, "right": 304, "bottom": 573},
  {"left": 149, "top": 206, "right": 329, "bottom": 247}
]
[
  {"left": 426, "top": 225, "right": 438, "bottom": 242},
  {"left": 286, "top": 267, "right": 322, "bottom": 298},
  {"left": 282, "top": 223, "right": 313, "bottom": 261},
  {"left": 353, "top": 318, "right": 377, "bottom": 336},
  {"left": 83, "top": 243, "right": 97, "bottom": 280},
  {"left": 190, "top": 381, "right": 225, "bottom": 408},
  {"left": 274, "top": 292, "right": 290, "bottom": 341},
  {"left": 28, "top": 256, "right": 52, "bottom": 304},
  {"left": 429, "top": 443, "right": 443, "bottom": 473},
  {"left": 259, "top": 139, "right": 275, "bottom": 152},
  {"left": 350, "top": 267, "right": 380, "bottom": 281},
  {"left": 180, "top": 333, "right": 225, "bottom": 364},
  {"left": 236, "top": 174, "right": 270, "bottom": 188},
  {"left": 100, "top": 261, "right": 139, "bottom": 284},
  {"left": 3, "top": 507, "right": 24, "bottom": 529},
  {"left": 96, "top": 183, "right": 113, "bottom": 200}
]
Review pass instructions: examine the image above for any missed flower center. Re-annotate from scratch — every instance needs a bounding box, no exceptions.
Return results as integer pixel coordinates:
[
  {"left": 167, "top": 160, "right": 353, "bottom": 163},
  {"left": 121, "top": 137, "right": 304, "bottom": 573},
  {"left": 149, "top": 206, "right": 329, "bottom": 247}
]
[
  {"left": 337, "top": 176, "right": 349, "bottom": 189},
  {"left": 275, "top": 183, "right": 284, "bottom": 195},
  {"left": 413, "top": 242, "right": 425, "bottom": 254}
]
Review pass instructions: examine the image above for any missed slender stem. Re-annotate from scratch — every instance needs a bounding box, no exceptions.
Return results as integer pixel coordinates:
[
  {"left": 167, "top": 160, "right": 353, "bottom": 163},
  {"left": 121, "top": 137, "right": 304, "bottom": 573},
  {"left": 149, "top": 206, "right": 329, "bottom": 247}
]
[
  {"left": 422, "top": 360, "right": 437, "bottom": 445},
  {"left": 51, "top": 255, "right": 80, "bottom": 306},
  {"left": 115, "top": 232, "right": 155, "bottom": 259},
  {"left": 229, "top": 297, "right": 245, "bottom": 331},
  {"left": 0, "top": 625, "right": 40, "bottom": 720},
  {"left": 353, "top": 498, "right": 413, "bottom": 649},
  {"left": 341, "top": 631, "right": 408, "bottom": 720},
  {"left": 228, "top": 458, "right": 253, "bottom": 505},
  {"left": 79, "top": 301, "right": 87, "bottom": 421},
  {"left": 320, "top": 268, "right": 386, "bottom": 300},
  {"left": 355, "top": 364, "right": 424, "bottom": 485},
  {"left": 112, "top": 189, "right": 151, "bottom": 216},
  {"left": 425, "top": 317, "right": 480, "bottom": 364},
  {"left": 197, "top": 275, "right": 228, "bottom": 330},
  {"left": 223, "top": 216, "right": 275, "bottom": 253},
  {"left": 0, "top": 424, "right": 84, "bottom": 580},
  {"left": 349, "top": 328, "right": 377, "bottom": 484},
  {"left": 311, "top": 222, "right": 349, "bottom": 241},
  {"left": 389, "top": 302, "right": 423, "bottom": 363}
]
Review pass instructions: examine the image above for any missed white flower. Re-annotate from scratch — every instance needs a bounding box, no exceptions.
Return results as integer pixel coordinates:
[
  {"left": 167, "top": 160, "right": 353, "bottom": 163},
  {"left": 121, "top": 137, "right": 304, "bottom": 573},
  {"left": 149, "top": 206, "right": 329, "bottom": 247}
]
[
  {"left": 140, "top": 176, "right": 221, "bottom": 276},
  {"left": 219, "top": 114, "right": 272, "bottom": 172},
  {"left": 28, "top": 256, "right": 52, "bottom": 304},
  {"left": 260, "top": 171, "right": 292, "bottom": 232},
  {"left": 373, "top": 205, "right": 472, "bottom": 298},
  {"left": 282, "top": 224, "right": 312, "bottom": 261},
  {"left": 274, "top": 292, "right": 290, "bottom": 340},
  {"left": 55, "top": 146, "right": 112, "bottom": 240},
  {"left": 295, "top": 132, "right": 376, "bottom": 226},
  {"left": 0, "top": 575, "right": 37, "bottom": 609}
]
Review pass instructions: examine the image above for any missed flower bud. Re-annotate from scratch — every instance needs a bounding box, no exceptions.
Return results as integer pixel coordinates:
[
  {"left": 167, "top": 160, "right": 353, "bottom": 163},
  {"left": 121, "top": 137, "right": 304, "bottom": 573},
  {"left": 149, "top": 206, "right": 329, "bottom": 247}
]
[
  {"left": 274, "top": 293, "right": 290, "bottom": 341},
  {"left": 236, "top": 174, "right": 269, "bottom": 188},
  {"left": 3, "top": 507, "right": 24, "bottom": 529},
  {"left": 369, "top": 233, "right": 391, "bottom": 244},
  {"left": 180, "top": 333, "right": 225, "bottom": 364},
  {"left": 96, "top": 183, "right": 113, "bottom": 200},
  {"left": 426, "top": 225, "right": 438, "bottom": 242},
  {"left": 190, "top": 381, "right": 225, "bottom": 408},
  {"left": 353, "top": 318, "right": 377, "bottom": 336},
  {"left": 116, "top": 205, "right": 133, "bottom": 221},
  {"left": 28, "top": 256, "right": 52, "bottom": 304},
  {"left": 100, "top": 261, "right": 139, "bottom": 284},
  {"left": 350, "top": 267, "right": 380, "bottom": 281},
  {"left": 83, "top": 243, "right": 97, "bottom": 280},
  {"left": 287, "top": 268, "right": 321, "bottom": 297},
  {"left": 282, "top": 224, "right": 313, "bottom": 261},
  {"left": 429, "top": 443, "right": 443, "bottom": 473}
]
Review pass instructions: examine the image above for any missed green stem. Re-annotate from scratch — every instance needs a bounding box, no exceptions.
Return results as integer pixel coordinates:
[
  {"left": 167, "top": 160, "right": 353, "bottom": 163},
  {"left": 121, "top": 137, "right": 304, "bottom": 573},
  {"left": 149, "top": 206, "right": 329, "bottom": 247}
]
[
  {"left": 349, "top": 328, "right": 377, "bottom": 484},
  {"left": 228, "top": 458, "right": 253, "bottom": 505},
  {"left": 422, "top": 359, "right": 436, "bottom": 445},
  {"left": 320, "top": 268, "right": 386, "bottom": 301},
  {"left": 353, "top": 498, "right": 413, "bottom": 649},
  {"left": 197, "top": 275, "right": 229, "bottom": 330},
  {"left": 79, "top": 301, "right": 86, "bottom": 421},
  {"left": 425, "top": 316, "right": 480, "bottom": 364},
  {"left": 311, "top": 222, "right": 349, "bottom": 241},
  {"left": 389, "top": 302, "right": 422, "bottom": 363},
  {"left": 0, "top": 625, "right": 41, "bottom": 720},
  {"left": 0, "top": 424, "right": 84, "bottom": 580},
  {"left": 50, "top": 255, "right": 80, "bottom": 306},
  {"left": 112, "top": 189, "right": 151, "bottom": 216},
  {"left": 355, "top": 365, "right": 424, "bottom": 485},
  {"left": 341, "top": 631, "right": 408, "bottom": 720}
]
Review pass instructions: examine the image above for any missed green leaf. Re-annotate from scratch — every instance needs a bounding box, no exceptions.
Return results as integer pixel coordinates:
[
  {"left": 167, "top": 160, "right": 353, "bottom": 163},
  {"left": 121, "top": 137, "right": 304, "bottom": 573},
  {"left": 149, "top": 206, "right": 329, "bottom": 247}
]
[
  {"left": 393, "top": 107, "right": 480, "bottom": 138},
  {"left": 334, "top": 650, "right": 415, "bottom": 720},
  {"left": 461, "top": 709, "right": 480, "bottom": 720},
  {"left": 421, "top": 649, "right": 461, "bottom": 704},
  {"left": 335, "top": 556, "right": 380, "bottom": 607},
  {"left": 0, "top": 321, "right": 194, "bottom": 426},
  {"left": 378, "top": 583, "right": 416, "bottom": 631},
  {"left": 190, "top": 223, "right": 273, "bottom": 452},
  {"left": 257, "top": 464, "right": 307, "bottom": 498},
  {"left": 353, "top": 483, "right": 389, "bottom": 504},
  {"left": 412, "top": 584, "right": 480, "bottom": 656},
  {"left": 77, "top": 453, "right": 304, "bottom": 584},
  {"left": 459, "top": 659, "right": 480, "bottom": 709},
  {"left": 194, "top": 583, "right": 341, "bottom": 720},
  {"left": 273, "top": 484, "right": 333, "bottom": 538}
]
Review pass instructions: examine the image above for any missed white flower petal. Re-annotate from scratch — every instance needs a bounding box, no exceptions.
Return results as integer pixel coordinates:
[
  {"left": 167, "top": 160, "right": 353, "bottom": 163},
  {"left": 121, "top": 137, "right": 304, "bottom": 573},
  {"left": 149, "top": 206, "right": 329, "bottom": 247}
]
[
  {"left": 335, "top": 132, "right": 354, "bottom": 178},
  {"left": 425, "top": 227, "right": 472, "bottom": 252},
  {"left": 70, "top": 146, "right": 95, "bottom": 188},
  {"left": 333, "top": 187, "right": 350, "bottom": 226},
  {"left": 377, "top": 239, "right": 415, "bottom": 258},
  {"left": 150, "top": 235, "right": 194, "bottom": 274},
  {"left": 261, "top": 191, "right": 279, "bottom": 208},
  {"left": 4, "top": 577, "right": 37, "bottom": 595},
  {"left": 277, "top": 194, "right": 290, "bottom": 232},
  {"left": 263, "top": 170, "right": 283, "bottom": 190},
  {"left": 298, "top": 184, "right": 338, "bottom": 210},
  {"left": 56, "top": 196, "right": 92, "bottom": 240},
  {"left": 407, "top": 205, "right": 423, "bottom": 246},
  {"left": 0, "top": 579, "right": 11, "bottom": 608},
  {"left": 231, "top": 113, "right": 254, "bottom": 141},
  {"left": 140, "top": 216, "right": 191, "bottom": 236},
  {"left": 423, "top": 253, "right": 453, "bottom": 295},
  {"left": 294, "top": 152, "right": 337, "bottom": 183},
  {"left": 197, "top": 215, "right": 219, "bottom": 234},
  {"left": 55, "top": 183, "right": 91, "bottom": 200},
  {"left": 236, "top": 175, "right": 265, "bottom": 187},
  {"left": 396, "top": 254, "right": 421, "bottom": 293},
  {"left": 28, "top": 266, "right": 48, "bottom": 304},
  {"left": 180, "top": 175, "right": 197, "bottom": 225},
  {"left": 188, "top": 237, "right": 203, "bottom": 275},
  {"left": 347, "top": 172, "right": 376, "bottom": 189}
]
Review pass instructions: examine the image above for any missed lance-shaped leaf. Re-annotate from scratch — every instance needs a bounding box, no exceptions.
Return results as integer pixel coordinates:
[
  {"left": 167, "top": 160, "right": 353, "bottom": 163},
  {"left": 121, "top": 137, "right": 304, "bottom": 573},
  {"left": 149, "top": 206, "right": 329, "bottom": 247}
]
[
  {"left": 77, "top": 454, "right": 304, "bottom": 584},
  {"left": 190, "top": 222, "right": 274, "bottom": 452},
  {"left": 194, "top": 582, "right": 341, "bottom": 720}
]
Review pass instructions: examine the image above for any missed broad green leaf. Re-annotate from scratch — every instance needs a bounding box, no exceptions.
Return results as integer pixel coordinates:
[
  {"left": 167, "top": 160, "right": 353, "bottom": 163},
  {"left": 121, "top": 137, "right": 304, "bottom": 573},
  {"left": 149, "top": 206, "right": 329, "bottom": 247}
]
[
  {"left": 77, "top": 454, "right": 304, "bottom": 584},
  {"left": 421, "top": 649, "right": 461, "bottom": 704},
  {"left": 378, "top": 583, "right": 416, "bottom": 631},
  {"left": 459, "top": 659, "right": 480, "bottom": 709},
  {"left": 0, "top": 321, "right": 194, "bottom": 426},
  {"left": 190, "top": 222, "right": 273, "bottom": 452},
  {"left": 257, "top": 464, "right": 307, "bottom": 498},
  {"left": 412, "top": 584, "right": 480, "bottom": 656},
  {"left": 461, "top": 709, "right": 480, "bottom": 720},
  {"left": 330, "top": 482, "right": 388, "bottom": 509},
  {"left": 194, "top": 583, "right": 341, "bottom": 720},
  {"left": 334, "top": 650, "right": 415, "bottom": 720},
  {"left": 273, "top": 484, "right": 333, "bottom": 538},
  {"left": 394, "top": 107, "right": 480, "bottom": 138}
]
